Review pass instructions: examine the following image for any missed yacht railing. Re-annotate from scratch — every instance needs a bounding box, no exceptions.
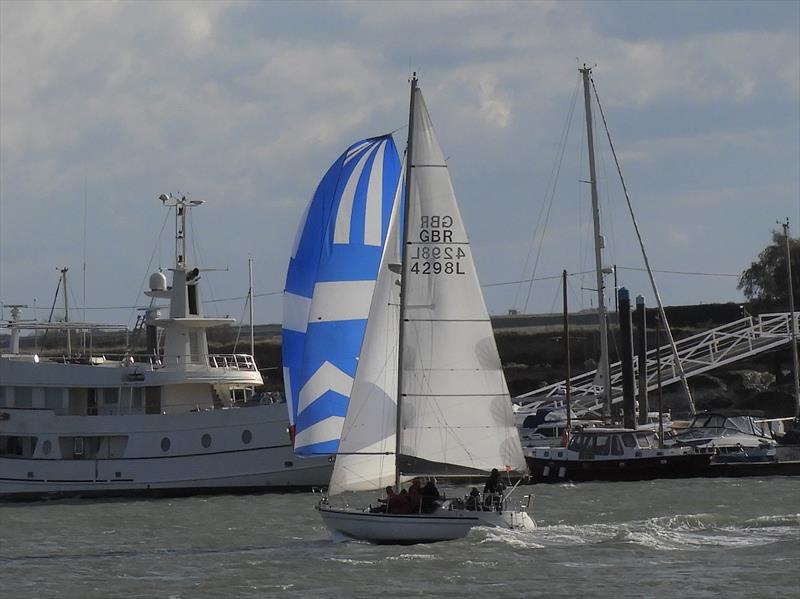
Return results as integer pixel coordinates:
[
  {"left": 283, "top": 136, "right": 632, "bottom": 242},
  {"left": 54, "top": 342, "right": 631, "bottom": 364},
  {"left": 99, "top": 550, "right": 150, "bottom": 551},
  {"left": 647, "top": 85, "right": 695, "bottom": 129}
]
[{"left": 13, "top": 352, "right": 259, "bottom": 372}]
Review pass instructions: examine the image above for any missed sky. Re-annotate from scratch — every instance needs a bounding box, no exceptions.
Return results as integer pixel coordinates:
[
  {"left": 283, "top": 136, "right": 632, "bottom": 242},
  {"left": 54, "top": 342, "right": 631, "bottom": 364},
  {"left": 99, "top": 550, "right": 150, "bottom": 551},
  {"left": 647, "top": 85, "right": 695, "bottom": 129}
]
[{"left": 1, "top": 0, "right": 798, "bottom": 327}]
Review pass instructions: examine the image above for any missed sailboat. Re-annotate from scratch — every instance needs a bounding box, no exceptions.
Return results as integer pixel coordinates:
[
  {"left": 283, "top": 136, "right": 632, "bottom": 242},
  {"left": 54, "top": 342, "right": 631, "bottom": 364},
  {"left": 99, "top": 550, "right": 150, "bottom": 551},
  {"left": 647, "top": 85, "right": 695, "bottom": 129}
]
[{"left": 316, "top": 75, "right": 534, "bottom": 544}]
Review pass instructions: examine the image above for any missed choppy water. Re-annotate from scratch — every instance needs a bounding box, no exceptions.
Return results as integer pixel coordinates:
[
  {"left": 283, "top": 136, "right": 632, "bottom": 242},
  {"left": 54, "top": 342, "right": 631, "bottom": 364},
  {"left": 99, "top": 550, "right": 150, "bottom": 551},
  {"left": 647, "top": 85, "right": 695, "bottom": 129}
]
[{"left": 1, "top": 477, "right": 798, "bottom": 598}]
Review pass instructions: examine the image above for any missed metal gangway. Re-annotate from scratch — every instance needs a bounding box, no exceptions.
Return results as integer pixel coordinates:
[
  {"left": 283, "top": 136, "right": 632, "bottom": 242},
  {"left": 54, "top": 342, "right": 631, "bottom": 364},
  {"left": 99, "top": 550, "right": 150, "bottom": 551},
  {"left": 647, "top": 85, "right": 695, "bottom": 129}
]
[{"left": 515, "top": 312, "right": 798, "bottom": 416}]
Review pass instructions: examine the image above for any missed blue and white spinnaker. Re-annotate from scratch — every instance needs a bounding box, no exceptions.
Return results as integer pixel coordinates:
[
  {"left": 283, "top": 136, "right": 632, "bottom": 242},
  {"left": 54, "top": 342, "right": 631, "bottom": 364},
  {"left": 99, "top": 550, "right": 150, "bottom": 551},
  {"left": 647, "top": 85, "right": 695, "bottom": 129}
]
[{"left": 282, "top": 135, "right": 402, "bottom": 455}]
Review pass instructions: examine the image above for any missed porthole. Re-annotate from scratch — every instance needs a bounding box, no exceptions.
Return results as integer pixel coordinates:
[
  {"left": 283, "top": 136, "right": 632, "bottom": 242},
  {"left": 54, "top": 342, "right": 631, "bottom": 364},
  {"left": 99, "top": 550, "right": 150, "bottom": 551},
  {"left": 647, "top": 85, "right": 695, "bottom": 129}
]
[
  {"left": 42, "top": 440, "right": 52, "bottom": 456},
  {"left": 241, "top": 429, "right": 252, "bottom": 445},
  {"left": 201, "top": 433, "right": 212, "bottom": 448},
  {"left": 161, "top": 437, "right": 171, "bottom": 452}
]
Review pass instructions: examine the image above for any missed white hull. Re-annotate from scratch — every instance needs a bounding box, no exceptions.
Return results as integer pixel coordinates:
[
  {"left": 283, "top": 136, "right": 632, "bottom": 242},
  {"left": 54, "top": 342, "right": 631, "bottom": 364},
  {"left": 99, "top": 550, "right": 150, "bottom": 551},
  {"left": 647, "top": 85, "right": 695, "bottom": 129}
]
[
  {"left": 317, "top": 502, "right": 534, "bottom": 544},
  {"left": 0, "top": 403, "right": 332, "bottom": 499}
]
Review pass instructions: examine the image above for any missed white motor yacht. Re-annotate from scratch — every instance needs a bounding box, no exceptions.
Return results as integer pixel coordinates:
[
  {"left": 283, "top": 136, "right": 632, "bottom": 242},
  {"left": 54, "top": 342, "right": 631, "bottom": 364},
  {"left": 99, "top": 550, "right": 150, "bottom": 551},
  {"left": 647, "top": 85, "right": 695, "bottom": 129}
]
[{"left": 0, "top": 195, "right": 331, "bottom": 500}]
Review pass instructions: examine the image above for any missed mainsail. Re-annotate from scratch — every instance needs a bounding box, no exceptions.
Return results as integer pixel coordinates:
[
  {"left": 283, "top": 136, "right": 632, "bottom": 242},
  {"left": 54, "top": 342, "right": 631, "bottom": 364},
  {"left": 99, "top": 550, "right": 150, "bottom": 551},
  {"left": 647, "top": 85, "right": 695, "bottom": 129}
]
[
  {"left": 399, "top": 88, "right": 525, "bottom": 476},
  {"left": 282, "top": 135, "right": 401, "bottom": 455},
  {"left": 329, "top": 85, "right": 525, "bottom": 494}
]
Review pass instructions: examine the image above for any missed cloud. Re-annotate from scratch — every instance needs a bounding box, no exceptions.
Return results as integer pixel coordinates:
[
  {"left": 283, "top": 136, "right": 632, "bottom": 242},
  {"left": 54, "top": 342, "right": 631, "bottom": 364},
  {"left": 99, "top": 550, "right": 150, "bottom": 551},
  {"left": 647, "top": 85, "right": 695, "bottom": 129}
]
[{"left": 0, "top": 1, "right": 798, "bottom": 323}]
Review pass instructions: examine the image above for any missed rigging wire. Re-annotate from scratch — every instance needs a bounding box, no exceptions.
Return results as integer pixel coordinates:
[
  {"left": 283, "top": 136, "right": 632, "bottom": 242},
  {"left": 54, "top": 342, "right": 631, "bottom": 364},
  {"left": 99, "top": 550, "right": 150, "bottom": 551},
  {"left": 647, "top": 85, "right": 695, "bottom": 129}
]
[
  {"left": 576, "top": 100, "right": 589, "bottom": 311},
  {"left": 126, "top": 207, "right": 172, "bottom": 329},
  {"left": 514, "top": 74, "right": 581, "bottom": 313},
  {"left": 28, "top": 267, "right": 737, "bottom": 314},
  {"left": 590, "top": 74, "right": 696, "bottom": 412}
]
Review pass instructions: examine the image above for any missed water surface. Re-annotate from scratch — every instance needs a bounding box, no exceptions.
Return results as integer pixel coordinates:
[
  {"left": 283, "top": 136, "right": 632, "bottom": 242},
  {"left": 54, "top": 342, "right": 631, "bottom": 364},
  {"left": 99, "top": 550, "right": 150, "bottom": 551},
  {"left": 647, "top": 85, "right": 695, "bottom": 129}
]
[{"left": 1, "top": 477, "right": 797, "bottom": 598}]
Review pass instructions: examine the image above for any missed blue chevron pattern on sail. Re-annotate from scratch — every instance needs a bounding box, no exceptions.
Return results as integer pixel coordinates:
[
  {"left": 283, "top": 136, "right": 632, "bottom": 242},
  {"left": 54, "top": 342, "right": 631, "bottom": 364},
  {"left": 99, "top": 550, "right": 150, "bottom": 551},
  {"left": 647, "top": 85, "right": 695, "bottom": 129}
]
[{"left": 282, "top": 135, "right": 401, "bottom": 455}]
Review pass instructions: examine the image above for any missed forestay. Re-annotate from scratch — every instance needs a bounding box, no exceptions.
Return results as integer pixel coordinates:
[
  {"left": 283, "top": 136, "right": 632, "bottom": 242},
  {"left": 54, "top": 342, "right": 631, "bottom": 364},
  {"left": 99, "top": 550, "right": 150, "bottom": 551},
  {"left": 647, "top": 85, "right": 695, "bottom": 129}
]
[{"left": 282, "top": 135, "right": 401, "bottom": 455}]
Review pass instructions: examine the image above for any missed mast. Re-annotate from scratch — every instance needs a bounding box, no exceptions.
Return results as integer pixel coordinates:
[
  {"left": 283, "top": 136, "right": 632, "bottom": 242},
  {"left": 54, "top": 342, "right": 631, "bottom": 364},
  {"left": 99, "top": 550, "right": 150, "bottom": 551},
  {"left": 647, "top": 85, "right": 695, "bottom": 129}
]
[
  {"left": 580, "top": 65, "right": 612, "bottom": 419},
  {"left": 563, "top": 270, "right": 572, "bottom": 434},
  {"left": 249, "top": 257, "right": 255, "bottom": 359},
  {"left": 61, "top": 267, "right": 71, "bottom": 357},
  {"left": 395, "top": 73, "right": 417, "bottom": 491},
  {"left": 783, "top": 219, "right": 800, "bottom": 417}
]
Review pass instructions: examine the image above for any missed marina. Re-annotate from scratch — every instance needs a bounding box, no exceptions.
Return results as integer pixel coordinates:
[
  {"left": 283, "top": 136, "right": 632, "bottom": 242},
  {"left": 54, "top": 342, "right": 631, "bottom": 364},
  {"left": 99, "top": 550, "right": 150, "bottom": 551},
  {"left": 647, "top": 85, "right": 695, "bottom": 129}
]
[{"left": 1, "top": 1, "right": 798, "bottom": 596}]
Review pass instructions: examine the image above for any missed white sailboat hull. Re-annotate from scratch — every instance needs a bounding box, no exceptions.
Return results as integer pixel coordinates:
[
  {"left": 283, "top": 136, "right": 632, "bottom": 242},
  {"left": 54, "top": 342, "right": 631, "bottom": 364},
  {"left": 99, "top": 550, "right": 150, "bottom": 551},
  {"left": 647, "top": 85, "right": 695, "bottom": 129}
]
[{"left": 317, "top": 502, "right": 533, "bottom": 544}]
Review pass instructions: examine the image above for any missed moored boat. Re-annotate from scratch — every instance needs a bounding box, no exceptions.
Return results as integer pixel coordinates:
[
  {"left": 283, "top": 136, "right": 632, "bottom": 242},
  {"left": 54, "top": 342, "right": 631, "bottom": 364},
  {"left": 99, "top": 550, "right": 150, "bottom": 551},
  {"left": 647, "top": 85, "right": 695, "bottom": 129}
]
[
  {"left": 526, "top": 427, "right": 712, "bottom": 483},
  {"left": 0, "top": 195, "right": 332, "bottom": 500}
]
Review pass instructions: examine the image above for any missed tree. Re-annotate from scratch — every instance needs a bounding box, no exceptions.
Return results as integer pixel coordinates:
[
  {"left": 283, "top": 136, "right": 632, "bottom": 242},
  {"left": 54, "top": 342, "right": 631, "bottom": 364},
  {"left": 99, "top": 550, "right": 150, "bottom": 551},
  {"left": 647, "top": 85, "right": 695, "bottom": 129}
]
[{"left": 738, "top": 230, "right": 800, "bottom": 308}]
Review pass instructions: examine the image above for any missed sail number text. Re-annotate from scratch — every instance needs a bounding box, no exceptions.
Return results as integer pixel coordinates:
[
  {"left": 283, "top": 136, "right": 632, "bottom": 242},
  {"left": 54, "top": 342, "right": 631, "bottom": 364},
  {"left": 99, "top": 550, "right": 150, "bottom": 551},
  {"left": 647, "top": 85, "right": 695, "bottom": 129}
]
[{"left": 410, "top": 215, "right": 466, "bottom": 275}]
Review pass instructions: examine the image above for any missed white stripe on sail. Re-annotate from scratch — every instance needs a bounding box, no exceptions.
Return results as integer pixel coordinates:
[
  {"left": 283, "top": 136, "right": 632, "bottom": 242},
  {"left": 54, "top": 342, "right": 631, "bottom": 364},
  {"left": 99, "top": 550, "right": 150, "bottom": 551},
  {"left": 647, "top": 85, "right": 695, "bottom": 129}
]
[
  {"left": 294, "top": 415, "right": 346, "bottom": 450},
  {"left": 308, "top": 280, "right": 375, "bottom": 322},
  {"left": 333, "top": 143, "right": 378, "bottom": 245},
  {"left": 363, "top": 140, "right": 386, "bottom": 246},
  {"left": 344, "top": 140, "right": 371, "bottom": 165},
  {"left": 282, "top": 292, "right": 312, "bottom": 333},
  {"left": 297, "top": 360, "right": 354, "bottom": 415}
]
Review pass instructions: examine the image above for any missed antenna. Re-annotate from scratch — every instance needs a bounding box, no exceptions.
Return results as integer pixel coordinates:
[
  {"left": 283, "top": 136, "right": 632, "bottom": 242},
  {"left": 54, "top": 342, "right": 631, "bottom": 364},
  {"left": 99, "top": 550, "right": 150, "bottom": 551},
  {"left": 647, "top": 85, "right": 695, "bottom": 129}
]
[{"left": 158, "top": 193, "right": 205, "bottom": 268}]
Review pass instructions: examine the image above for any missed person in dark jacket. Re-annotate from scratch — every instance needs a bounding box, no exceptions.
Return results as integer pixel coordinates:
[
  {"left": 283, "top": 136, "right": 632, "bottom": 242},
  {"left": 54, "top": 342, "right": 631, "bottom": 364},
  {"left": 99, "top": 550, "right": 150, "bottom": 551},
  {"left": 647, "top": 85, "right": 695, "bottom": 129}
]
[
  {"left": 388, "top": 488, "right": 411, "bottom": 514},
  {"left": 421, "top": 479, "right": 441, "bottom": 513},
  {"left": 407, "top": 478, "right": 423, "bottom": 513},
  {"left": 483, "top": 468, "right": 505, "bottom": 494}
]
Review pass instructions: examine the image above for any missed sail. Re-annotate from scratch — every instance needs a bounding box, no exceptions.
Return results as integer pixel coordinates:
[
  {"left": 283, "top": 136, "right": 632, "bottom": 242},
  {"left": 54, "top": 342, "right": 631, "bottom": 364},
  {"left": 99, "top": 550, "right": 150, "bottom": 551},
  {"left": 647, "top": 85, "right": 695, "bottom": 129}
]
[
  {"left": 282, "top": 135, "right": 401, "bottom": 455},
  {"left": 328, "top": 167, "right": 404, "bottom": 495},
  {"left": 398, "top": 87, "right": 526, "bottom": 475}
]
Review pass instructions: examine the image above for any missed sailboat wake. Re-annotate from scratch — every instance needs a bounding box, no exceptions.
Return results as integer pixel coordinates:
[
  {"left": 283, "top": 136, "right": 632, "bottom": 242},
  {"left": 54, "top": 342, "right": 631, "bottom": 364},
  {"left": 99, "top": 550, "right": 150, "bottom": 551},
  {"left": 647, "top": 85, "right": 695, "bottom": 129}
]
[{"left": 476, "top": 512, "right": 800, "bottom": 551}]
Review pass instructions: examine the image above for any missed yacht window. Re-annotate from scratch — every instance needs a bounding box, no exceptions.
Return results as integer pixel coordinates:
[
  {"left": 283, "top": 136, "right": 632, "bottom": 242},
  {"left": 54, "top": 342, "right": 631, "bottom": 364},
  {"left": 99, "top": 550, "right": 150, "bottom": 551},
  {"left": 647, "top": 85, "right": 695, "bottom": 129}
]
[
  {"left": 621, "top": 433, "right": 637, "bottom": 448},
  {"left": 67, "top": 388, "right": 85, "bottom": 415},
  {"left": 131, "top": 387, "right": 144, "bottom": 412},
  {"left": 103, "top": 388, "right": 119, "bottom": 405},
  {"left": 145, "top": 387, "right": 161, "bottom": 414},
  {"left": 544, "top": 427, "right": 559, "bottom": 438},
  {"left": 0, "top": 387, "right": 6, "bottom": 407},
  {"left": 594, "top": 435, "right": 610, "bottom": 456},
  {"left": 201, "top": 433, "right": 212, "bottom": 448},
  {"left": 14, "top": 387, "right": 32, "bottom": 408},
  {"left": 707, "top": 415, "right": 726, "bottom": 428},
  {"left": 635, "top": 432, "right": 653, "bottom": 449},
  {"left": 45, "top": 388, "right": 63, "bottom": 411},
  {"left": 611, "top": 435, "right": 624, "bottom": 455},
  {"left": 188, "top": 283, "right": 199, "bottom": 315},
  {"left": 241, "top": 429, "right": 252, "bottom": 445},
  {"left": 728, "top": 416, "right": 753, "bottom": 434},
  {"left": 74, "top": 437, "right": 85, "bottom": 457},
  {"left": 42, "top": 440, "right": 52, "bottom": 456},
  {"left": 87, "top": 389, "right": 97, "bottom": 416},
  {"left": 567, "top": 436, "right": 582, "bottom": 452},
  {"left": 0, "top": 435, "right": 38, "bottom": 457},
  {"left": 161, "top": 437, "right": 171, "bottom": 452}
]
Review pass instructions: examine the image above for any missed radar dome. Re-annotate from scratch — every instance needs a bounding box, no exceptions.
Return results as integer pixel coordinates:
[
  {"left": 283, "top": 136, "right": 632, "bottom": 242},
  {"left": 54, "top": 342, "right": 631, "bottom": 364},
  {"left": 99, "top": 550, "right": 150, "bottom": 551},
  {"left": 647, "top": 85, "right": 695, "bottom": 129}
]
[{"left": 149, "top": 271, "right": 167, "bottom": 291}]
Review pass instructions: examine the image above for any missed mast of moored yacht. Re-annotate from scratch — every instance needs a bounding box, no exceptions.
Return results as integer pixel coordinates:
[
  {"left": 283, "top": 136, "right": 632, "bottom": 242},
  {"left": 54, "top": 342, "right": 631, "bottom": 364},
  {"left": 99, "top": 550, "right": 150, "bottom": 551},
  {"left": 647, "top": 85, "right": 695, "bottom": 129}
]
[
  {"left": 61, "top": 267, "right": 72, "bottom": 357},
  {"left": 782, "top": 219, "right": 800, "bottom": 417},
  {"left": 579, "top": 65, "right": 612, "bottom": 420},
  {"left": 395, "top": 73, "right": 417, "bottom": 492},
  {"left": 249, "top": 257, "right": 255, "bottom": 359}
]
